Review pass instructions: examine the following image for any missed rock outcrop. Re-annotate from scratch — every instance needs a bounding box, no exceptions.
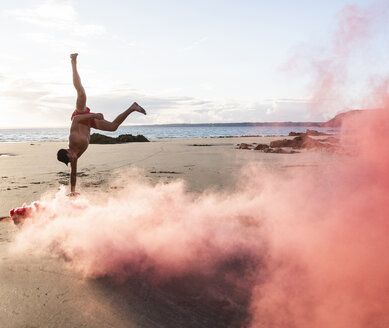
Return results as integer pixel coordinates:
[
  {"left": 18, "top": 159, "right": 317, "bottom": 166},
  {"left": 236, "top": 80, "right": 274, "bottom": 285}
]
[
  {"left": 254, "top": 144, "right": 270, "bottom": 151},
  {"left": 237, "top": 130, "right": 340, "bottom": 153},
  {"left": 320, "top": 109, "right": 369, "bottom": 127},
  {"left": 238, "top": 143, "right": 251, "bottom": 149},
  {"left": 288, "top": 129, "right": 330, "bottom": 137},
  {"left": 90, "top": 133, "right": 149, "bottom": 144},
  {"left": 270, "top": 135, "right": 337, "bottom": 150},
  {"left": 237, "top": 142, "right": 296, "bottom": 154}
]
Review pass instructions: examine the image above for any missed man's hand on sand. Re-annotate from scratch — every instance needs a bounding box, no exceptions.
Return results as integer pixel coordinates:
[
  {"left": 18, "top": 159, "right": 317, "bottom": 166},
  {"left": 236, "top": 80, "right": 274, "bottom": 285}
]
[
  {"left": 67, "top": 192, "right": 80, "bottom": 197},
  {"left": 129, "top": 102, "right": 146, "bottom": 115}
]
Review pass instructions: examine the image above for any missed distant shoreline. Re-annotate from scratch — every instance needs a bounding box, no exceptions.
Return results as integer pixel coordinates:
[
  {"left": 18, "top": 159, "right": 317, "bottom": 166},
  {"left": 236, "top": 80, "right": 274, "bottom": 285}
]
[
  {"left": 0, "top": 124, "right": 338, "bottom": 143},
  {"left": 0, "top": 122, "right": 324, "bottom": 130},
  {"left": 123, "top": 122, "right": 324, "bottom": 128}
]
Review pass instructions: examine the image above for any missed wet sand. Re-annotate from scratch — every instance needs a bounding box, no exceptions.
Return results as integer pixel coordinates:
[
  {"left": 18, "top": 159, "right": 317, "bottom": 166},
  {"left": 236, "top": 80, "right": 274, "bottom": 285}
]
[{"left": 0, "top": 137, "right": 339, "bottom": 327}]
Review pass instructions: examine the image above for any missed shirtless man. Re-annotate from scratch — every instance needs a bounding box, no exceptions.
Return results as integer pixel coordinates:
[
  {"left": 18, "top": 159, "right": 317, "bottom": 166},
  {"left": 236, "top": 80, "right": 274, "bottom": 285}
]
[{"left": 57, "top": 53, "right": 146, "bottom": 195}]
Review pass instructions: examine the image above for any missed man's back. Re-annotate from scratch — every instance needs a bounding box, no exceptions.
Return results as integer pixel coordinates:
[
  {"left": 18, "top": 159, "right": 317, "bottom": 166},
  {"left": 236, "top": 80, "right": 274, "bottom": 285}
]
[{"left": 69, "top": 119, "right": 90, "bottom": 158}]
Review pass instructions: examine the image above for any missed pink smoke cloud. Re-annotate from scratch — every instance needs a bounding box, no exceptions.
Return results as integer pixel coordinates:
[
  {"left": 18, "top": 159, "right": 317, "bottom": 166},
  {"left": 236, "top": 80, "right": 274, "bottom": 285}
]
[
  {"left": 249, "top": 106, "right": 389, "bottom": 328},
  {"left": 308, "top": 5, "right": 372, "bottom": 113},
  {"left": 11, "top": 177, "right": 265, "bottom": 282},
  {"left": 282, "top": 2, "right": 389, "bottom": 118},
  {"left": 248, "top": 2, "right": 389, "bottom": 326}
]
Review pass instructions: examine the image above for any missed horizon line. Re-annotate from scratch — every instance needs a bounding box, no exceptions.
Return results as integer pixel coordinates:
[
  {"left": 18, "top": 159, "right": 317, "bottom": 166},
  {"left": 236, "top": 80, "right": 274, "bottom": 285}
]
[{"left": 0, "top": 120, "right": 327, "bottom": 129}]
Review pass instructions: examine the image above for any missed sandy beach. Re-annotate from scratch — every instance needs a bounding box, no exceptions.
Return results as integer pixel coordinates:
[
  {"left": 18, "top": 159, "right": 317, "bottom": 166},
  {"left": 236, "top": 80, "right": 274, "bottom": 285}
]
[{"left": 0, "top": 137, "right": 341, "bottom": 328}]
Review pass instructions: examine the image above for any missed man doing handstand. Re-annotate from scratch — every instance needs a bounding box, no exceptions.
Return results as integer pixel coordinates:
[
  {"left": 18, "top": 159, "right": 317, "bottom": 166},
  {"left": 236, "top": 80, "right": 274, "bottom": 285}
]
[{"left": 57, "top": 53, "right": 146, "bottom": 195}]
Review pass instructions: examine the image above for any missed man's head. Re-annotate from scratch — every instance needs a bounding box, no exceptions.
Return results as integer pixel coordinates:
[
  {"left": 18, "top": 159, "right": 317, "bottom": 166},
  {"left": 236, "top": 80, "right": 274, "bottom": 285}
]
[{"left": 57, "top": 149, "right": 70, "bottom": 165}]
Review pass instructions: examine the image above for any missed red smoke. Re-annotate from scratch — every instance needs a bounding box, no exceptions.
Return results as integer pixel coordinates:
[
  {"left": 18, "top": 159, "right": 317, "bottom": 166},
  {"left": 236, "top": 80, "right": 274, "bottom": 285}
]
[
  {"left": 249, "top": 2, "right": 389, "bottom": 326},
  {"left": 309, "top": 4, "right": 373, "bottom": 115},
  {"left": 249, "top": 107, "right": 389, "bottom": 327},
  {"left": 12, "top": 178, "right": 264, "bottom": 281},
  {"left": 284, "top": 2, "right": 388, "bottom": 118}
]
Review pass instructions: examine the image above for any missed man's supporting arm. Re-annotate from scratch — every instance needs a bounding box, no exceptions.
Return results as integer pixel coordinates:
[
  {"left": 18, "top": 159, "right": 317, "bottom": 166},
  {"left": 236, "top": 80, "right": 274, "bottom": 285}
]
[{"left": 70, "top": 159, "right": 77, "bottom": 193}]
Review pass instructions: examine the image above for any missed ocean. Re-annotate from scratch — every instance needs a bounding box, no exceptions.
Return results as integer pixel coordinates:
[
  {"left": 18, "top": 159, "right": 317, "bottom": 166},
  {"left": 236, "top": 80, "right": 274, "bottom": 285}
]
[{"left": 0, "top": 123, "right": 338, "bottom": 143}]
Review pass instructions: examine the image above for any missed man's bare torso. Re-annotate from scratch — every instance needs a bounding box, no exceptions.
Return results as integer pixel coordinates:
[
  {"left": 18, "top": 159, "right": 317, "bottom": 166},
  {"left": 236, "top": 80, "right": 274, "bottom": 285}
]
[{"left": 69, "top": 120, "right": 90, "bottom": 158}]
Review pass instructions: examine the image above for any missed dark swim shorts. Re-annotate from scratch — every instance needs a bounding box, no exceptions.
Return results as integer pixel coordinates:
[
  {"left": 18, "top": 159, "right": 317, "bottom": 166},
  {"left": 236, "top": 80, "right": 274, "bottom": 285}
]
[{"left": 71, "top": 107, "right": 97, "bottom": 128}]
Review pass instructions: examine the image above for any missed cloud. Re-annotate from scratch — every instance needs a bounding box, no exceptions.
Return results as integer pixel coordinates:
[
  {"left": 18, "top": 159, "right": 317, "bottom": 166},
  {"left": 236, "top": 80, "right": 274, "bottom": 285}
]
[
  {"left": 184, "top": 36, "right": 209, "bottom": 50},
  {"left": 24, "top": 32, "right": 87, "bottom": 52},
  {"left": 0, "top": 72, "right": 317, "bottom": 127},
  {"left": 5, "top": 0, "right": 105, "bottom": 37},
  {"left": 0, "top": 75, "right": 73, "bottom": 127},
  {"left": 74, "top": 91, "right": 319, "bottom": 125},
  {"left": 0, "top": 78, "right": 50, "bottom": 101}
]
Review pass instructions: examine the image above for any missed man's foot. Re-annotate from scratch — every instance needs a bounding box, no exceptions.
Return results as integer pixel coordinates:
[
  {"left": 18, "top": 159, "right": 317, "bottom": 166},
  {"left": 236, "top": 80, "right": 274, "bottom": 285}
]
[
  {"left": 129, "top": 102, "right": 146, "bottom": 115},
  {"left": 70, "top": 53, "right": 78, "bottom": 62}
]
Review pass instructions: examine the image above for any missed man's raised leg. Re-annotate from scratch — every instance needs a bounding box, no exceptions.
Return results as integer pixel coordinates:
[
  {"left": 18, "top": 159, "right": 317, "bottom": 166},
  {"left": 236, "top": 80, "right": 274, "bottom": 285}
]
[
  {"left": 94, "top": 102, "right": 146, "bottom": 131},
  {"left": 71, "top": 53, "right": 87, "bottom": 113}
]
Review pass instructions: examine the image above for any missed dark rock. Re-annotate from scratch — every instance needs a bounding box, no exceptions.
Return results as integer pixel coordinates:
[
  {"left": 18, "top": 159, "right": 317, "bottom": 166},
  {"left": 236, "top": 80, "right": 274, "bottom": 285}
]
[
  {"left": 90, "top": 134, "right": 117, "bottom": 144},
  {"left": 254, "top": 144, "right": 270, "bottom": 151},
  {"left": 238, "top": 143, "right": 250, "bottom": 149},
  {"left": 298, "top": 136, "right": 319, "bottom": 149},
  {"left": 90, "top": 133, "right": 149, "bottom": 144},
  {"left": 117, "top": 134, "right": 149, "bottom": 143},
  {"left": 270, "top": 139, "right": 295, "bottom": 148},
  {"left": 299, "top": 136, "right": 339, "bottom": 151},
  {"left": 288, "top": 132, "right": 303, "bottom": 136},
  {"left": 321, "top": 109, "right": 365, "bottom": 127},
  {"left": 270, "top": 135, "right": 328, "bottom": 150},
  {"left": 289, "top": 129, "right": 330, "bottom": 137},
  {"left": 263, "top": 147, "right": 291, "bottom": 154},
  {"left": 306, "top": 129, "right": 329, "bottom": 136},
  {"left": 321, "top": 136, "right": 339, "bottom": 143}
]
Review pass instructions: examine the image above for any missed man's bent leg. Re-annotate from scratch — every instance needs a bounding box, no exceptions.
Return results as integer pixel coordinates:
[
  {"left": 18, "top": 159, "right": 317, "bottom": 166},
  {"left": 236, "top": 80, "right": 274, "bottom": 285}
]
[
  {"left": 94, "top": 110, "right": 132, "bottom": 132},
  {"left": 93, "top": 119, "right": 118, "bottom": 131},
  {"left": 94, "top": 103, "right": 146, "bottom": 132},
  {"left": 71, "top": 53, "right": 87, "bottom": 113}
]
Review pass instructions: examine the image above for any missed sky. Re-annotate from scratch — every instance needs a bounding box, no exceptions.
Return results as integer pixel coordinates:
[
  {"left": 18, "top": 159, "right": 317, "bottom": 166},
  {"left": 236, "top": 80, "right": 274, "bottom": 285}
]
[{"left": 0, "top": 0, "right": 388, "bottom": 127}]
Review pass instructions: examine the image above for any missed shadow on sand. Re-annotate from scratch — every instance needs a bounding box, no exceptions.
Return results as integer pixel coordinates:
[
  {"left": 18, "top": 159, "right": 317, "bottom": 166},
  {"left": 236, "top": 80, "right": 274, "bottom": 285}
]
[{"left": 92, "top": 256, "right": 259, "bottom": 328}]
